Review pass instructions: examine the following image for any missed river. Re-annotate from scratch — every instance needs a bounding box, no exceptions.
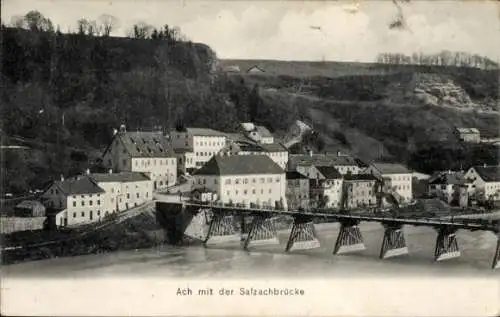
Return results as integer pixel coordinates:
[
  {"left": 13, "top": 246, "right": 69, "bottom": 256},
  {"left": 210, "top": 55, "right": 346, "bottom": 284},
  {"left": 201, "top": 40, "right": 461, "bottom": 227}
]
[{"left": 3, "top": 222, "right": 500, "bottom": 278}]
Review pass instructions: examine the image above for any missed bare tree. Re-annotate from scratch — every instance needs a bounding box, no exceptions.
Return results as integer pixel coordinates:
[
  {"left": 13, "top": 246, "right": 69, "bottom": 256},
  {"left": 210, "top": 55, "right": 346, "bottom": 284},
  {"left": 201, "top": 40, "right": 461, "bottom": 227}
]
[
  {"left": 98, "top": 14, "right": 120, "bottom": 36},
  {"left": 131, "top": 22, "right": 154, "bottom": 39},
  {"left": 77, "top": 19, "right": 89, "bottom": 35}
]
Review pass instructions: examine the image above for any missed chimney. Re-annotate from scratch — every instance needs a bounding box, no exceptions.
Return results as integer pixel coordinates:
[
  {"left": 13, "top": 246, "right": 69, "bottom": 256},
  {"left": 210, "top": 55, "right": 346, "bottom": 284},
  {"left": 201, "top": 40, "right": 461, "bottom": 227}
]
[
  {"left": 112, "top": 128, "right": 118, "bottom": 136},
  {"left": 60, "top": 174, "right": 64, "bottom": 181},
  {"left": 86, "top": 168, "right": 90, "bottom": 175},
  {"left": 119, "top": 124, "right": 126, "bottom": 133},
  {"left": 109, "top": 169, "right": 113, "bottom": 174},
  {"left": 308, "top": 149, "right": 313, "bottom": 157}
]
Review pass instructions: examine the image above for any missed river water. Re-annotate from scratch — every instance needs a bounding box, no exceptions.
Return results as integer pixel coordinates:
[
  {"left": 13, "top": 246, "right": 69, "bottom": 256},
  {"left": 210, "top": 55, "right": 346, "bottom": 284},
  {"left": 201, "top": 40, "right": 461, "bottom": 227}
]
[{"left": 3, "top": 222, "right": 500, "bottom": 278}]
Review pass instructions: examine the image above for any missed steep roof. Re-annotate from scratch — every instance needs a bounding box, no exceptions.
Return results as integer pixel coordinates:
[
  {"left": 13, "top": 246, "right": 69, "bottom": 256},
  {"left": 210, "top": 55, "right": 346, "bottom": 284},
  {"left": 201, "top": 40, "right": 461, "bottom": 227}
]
[
  {"left": 370, "top": 163, "right": 410, "bottom": 174},
  {"left": 52, "top": 176, "right": 105, "bottom": 196},
  {"left": 316, "top": 166, "right": 342, "bottom": 179},
  {"left": 117, "top": 131, "right": 174, "bottom": 158},
  {"left": 289, "top": 154, "right": 360, "bottom": 167},
  {"left": 256, "top": 125, "right": 273, "bottom": 138},
  {"left": 456, "top": 128, "right": 480, "bottom": 134},
  {"left": 286, "top": 171, "right": 308, "bottom": 180},
  {"left": 89, "top": 172, "right": 151, "bottom": 183},
  {"left": 428, "top": 171, "right": 466, "bottom": 185},
  {"left": 186, "top": 127, "right": 227, "bottom": 137},
  {"left": 193, "top": 154, "right": 284, "bottom": 176},
  {"left": 473, "top": 166, "right": 500, "bottom": 182}
]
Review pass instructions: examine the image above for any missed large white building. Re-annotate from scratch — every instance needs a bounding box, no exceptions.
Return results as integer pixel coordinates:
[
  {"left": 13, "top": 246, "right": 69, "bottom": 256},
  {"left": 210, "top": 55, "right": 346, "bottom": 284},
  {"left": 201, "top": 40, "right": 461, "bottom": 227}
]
[
  {"left": 364, "top": 163, "right": 413, "bottom": 204},
  {"left": 428, "top": 171, "right": 471, "bottom": 205},
  {"left": 464, "top": 165, "right": 500, "bottom": 202},
  {"left": 192, "top": 154, "right": 286, "bottom": 209},
  {"left": 41, "top": 171, "right": 152, "bottom": 227},
  {"left": 170, "top": 127, "right": 227, "bottom": 173},
  {"left": 101, "top": 125, "right": 177, "bottom": 190},
  {"left": 311, "top": 166, "right": 343, "bottom": 208}
]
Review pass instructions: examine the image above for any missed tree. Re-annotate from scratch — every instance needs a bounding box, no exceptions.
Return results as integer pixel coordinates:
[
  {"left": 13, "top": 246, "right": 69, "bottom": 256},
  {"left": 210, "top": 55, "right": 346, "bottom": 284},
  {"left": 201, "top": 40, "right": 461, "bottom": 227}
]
[
  {"left": 98, "top": 14, "right": 120, "bottom": 36},
  {"left": 132, "top": 22, "right": 153, "bottom": 39}
]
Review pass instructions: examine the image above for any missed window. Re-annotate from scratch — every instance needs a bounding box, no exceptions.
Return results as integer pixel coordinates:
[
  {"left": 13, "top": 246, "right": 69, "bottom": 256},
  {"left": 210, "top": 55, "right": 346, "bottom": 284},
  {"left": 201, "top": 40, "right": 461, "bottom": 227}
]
[
  {"left": 81, "top": 201, "right": 85, "bottom": 206},
  {"left": 252, "top": 178, "right": 256, "bottom": 183},
  {"left": 225, "top": 179, "right": 231, "bottom": 185},
  {"left": 73, "top": 202, "right": 76, "bottom": 207},
  {"left": 244, "top": 190, "right": 247, "bottom": 195},
  {"left": 252, "top": 189, "right": 256, "bottom": 194},
  {"left": 260, "top": 178, "right": 265, "bottom": 184},
  {"left": 136, "top": 193, "right": 140, "bottom": 198},
  {"left": 89, "top": 200, "right": 93, "bottom": 206},
  {"left": 81, "top": 211, "right": 85, "bottom": 217},
  {"left": 267, "top": 177, "right": 273, "bottom": 183},
  {"left": 235, "top": 179, "right": 240, "bottom": 184},
  {"left": 73, "top": 212, "right": 76, "bottom": 218},
  {"left": 243, "top": 178, "right": 248, "bottom": 184},
  {"left": 235, "top": 190, "right": 239, "bottom": 195},
  {"left": 122, "top": 159, "right": 127, "bottom": 166},
  {"left": 269, "top": 189, "right": 272, "bottom": 194},
  {"left": 127, "top": 193, "right": 130, "bottom": 199}
]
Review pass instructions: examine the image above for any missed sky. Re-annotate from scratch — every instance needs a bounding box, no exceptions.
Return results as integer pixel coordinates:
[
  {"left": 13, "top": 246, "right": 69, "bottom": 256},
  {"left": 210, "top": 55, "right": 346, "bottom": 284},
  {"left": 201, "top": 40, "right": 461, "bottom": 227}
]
[{"left": 3, "top": 0, "right": 499, "bottom": 62}]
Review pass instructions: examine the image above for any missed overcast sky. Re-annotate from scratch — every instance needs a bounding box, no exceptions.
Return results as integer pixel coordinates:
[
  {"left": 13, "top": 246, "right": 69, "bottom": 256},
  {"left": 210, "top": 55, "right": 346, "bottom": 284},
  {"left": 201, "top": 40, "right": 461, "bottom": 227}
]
[{"left": 3, "top": 0, "right": 499, "bottom": 62}]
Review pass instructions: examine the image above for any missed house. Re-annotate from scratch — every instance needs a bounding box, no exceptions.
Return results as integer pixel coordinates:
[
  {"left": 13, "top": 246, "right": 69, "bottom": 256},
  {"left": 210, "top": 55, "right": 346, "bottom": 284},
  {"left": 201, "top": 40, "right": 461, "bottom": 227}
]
[
  {"left": 101, "top": 125, "right": 177, "bottom": 190},
  {"left": 222, "top": 65, "right": 241, "bottom": 73},
  {"left": 14, "top": 200, "right": 46, "bottom": 217},
  {"left": 223, "top": 133, "right": 288, "bottom": 170},
  {"left": 342, "top": 174, "right": 379, "bottom": 210},
  {"left": 288, "top": 152, "right": 364, "bottom": 176},
  {"left": 310, "top": 166, "right": 343, "bottom": 209},
  {"left": 464, "top": 165, "right": 500, "bottom": 203},
  {"left": 192, "top": 154, "right": 286, "bottom": 209},
  {"left": 285, "top": 171, "right": 310, "bottom": 210},
  {"left": 454, "top": 128, "right": 480, "bottom": 143},
  {"left": 170, "top": 127, "right": 227, "bottom": 172},
  {"left": 41, "top": 170, "right": 152, "bottom": 227},
  {"left": 363, "top": 162, "right": 413, "bottom": 204},
  {"left": 247, "top": 66, "right": 265, "bottom": 74},
  {"left": 427, "top": 171, "right": 471, "bottom": 206},
  {"left": 239, "top": 122, "right": 274, "bottom": 144}
]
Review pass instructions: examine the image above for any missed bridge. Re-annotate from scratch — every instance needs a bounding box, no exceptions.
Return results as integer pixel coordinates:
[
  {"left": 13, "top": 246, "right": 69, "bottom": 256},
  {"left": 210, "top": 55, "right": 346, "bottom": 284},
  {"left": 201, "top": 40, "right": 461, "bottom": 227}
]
[{"left": 157, "top": 201, "right": 500, "bottom": 270}]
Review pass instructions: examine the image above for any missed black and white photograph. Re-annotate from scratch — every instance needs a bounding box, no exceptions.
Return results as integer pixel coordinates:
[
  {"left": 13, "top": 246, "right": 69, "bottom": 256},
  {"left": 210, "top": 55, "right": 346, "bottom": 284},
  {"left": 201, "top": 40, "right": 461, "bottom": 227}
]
[{"left": 1, "top": 0, "right": 499, "bottom": 315}]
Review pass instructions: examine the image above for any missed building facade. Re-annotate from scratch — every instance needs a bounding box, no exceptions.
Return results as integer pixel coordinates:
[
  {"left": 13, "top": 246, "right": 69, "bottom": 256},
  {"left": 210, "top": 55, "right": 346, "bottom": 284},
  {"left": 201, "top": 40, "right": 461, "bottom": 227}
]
[
  {"left": 285, "top": 171, "right": 310, "bottom": 210},
  {"left": 101, "top": 125, "right": 177, "bottom": 190},
  {"left": 41, "top": 171, "right": 152, "bottom": 227},
  {"left": 171, "top": 127, "right": 227, "bottom": 171},
  {"left": 310, "top": 166, "right": 343, "bottom": 209},
  {"left": 364, "top": 163, "right": 413, "bottom": 204},
  {"left": 427, "top": 171, "right": 470, "bottom": 205},
  {"left": 192, "top": 154, "right": 286, "bottom": 209},
  {"left": 455, "top": 128, "right": 480, "bottom": 143},
  {"left": 342, "top": 174, "right": 378, "bottom": 209},
  {"left": 464, "top": 165, "right": 500, "bottom": 202},
  {"left": 288, "top": 152, "right": 364, "bottom": 177}
]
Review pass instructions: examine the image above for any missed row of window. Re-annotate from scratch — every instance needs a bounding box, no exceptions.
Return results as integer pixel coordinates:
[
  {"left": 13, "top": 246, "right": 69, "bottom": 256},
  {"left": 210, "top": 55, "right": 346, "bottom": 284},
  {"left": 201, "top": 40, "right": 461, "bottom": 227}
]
[
  {"left": 223, "top": 177, "right": 281, "bottom": 185},
  {"left": 226, "top": 188, "right": 274, "bottom": 196},
  {"left": 71, "top": 193, "right": 101, "bottom": 199},
  {"left": 70, "top": 192, "right": 149, "bottom": 207},
  {"left": 194, "top": 140, "right": 225, "bottom": 147},
  {"left": 389, "top": 176, "right": 412, "bottom": 181},
  {"left": 196, "top": 151, "right": 218, "bottom": 157},
  {"left": 134, "top": 158, "right": 175, "bottom": 167}
]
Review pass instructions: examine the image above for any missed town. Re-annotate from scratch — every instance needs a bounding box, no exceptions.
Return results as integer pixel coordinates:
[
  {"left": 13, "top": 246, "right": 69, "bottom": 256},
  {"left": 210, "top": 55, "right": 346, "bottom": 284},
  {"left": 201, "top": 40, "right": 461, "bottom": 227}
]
[{"left": 3, "top": 121, "right": 499, "bottom": 234}]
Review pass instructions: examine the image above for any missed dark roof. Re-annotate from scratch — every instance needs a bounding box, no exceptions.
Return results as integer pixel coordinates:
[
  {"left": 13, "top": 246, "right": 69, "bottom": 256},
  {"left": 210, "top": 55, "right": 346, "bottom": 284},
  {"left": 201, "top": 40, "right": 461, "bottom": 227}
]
[
  {"left": 259, "top": 143, "right": 287, "bottom": 152},
  {"left": 289, "top": 154, "right": 360, "bottom": 167},
  {"left": 89, "top": 172, "right": 151, "bottom": 183},
  {"left": 193, "top": 155, "right": 284, "bottom": 176},
  {"left": 344, "top": 174, "right": 378, "bottom": 181},
  {"left": 473, "top": 166, "right": 500, "bottom": 182},
  {"left": 370, "top": 163, "right": 410, "bottom": 174},
  {"left": 428, "top": 171, "right": 466, "bottom": 185},
  {"left": 117, "top": 131, "right": 174, "bottom": 158},
  {"left": 186, "top": 128, "right": 227, "bottom": 137},
  {"left": 286, "top": 171, "right": 308, "bottom": 180},
  {"left": 53, "top": 176, "right": 105, "bottom": 195},
  {"left": 316, "top": 166, "right": 342, "bottom": 179}
]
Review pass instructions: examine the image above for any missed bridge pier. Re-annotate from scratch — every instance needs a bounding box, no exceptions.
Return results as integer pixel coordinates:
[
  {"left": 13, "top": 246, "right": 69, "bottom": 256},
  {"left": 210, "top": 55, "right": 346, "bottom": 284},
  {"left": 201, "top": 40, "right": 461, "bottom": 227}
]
[
  {"left": 204, "top": 212, "right": 240, "bottom": 247},
  {"left": 379, "top": 223, "right": 408, "bottom": 259},
  {"left": 334, "top": 219, "right": 365, "bottom": 254},
  {"left": 243, "top": 214, "right": 279, "bottom": 250},
  {"left": 492, "top": 234, "right": 500, "bottom": 270},
  {"left": 434, "top": 226, "right": 460, "bottom": 261},
  {"left": 285, "top": 216, "right": 320, "bottom": 252}
]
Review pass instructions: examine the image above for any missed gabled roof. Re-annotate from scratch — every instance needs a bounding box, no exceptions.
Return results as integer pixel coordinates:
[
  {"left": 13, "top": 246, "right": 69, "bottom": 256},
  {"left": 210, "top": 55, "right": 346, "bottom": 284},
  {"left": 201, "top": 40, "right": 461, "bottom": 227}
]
[
  {"left": 115, "top": 131, "right": 174, "bottom": 158},
  {"left": 289, "top": 154, "right": 360, "bottom": 167},
  {"left": 316, "top": 166, "right": 342, "bottom": 179},
  {"left": 247, "top": 66, "right": 265, "bottom": 73},
  {"left": 89, "top": 172, "right": 151, "bottom": 183},
  {"left": 473, "top": 166, "right": 500, "bottom": 182},
  {"left": 428, "top": 171, "right": 466, "bottom": 185},
  {"left": 256, "top": 125, "right": 273, "bottom": 138},
  {"left": 193, "top": 154, "right": 284, "bottom": 176},
  {"left": 370, "top": 163, "right": 410, "bottom": 174},
  {"left": 52, "top": 176, "right": 105, "bottom": 196},
  {"left": 186, "top": 128, "right": 227, "bottom": 137},
  {"left": 286, "top": 171, "right": 308, "bottom": 180}
]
